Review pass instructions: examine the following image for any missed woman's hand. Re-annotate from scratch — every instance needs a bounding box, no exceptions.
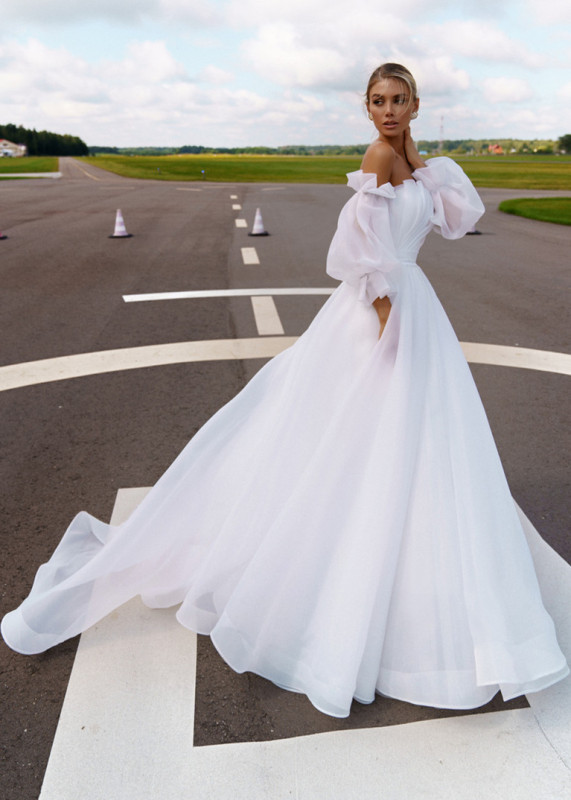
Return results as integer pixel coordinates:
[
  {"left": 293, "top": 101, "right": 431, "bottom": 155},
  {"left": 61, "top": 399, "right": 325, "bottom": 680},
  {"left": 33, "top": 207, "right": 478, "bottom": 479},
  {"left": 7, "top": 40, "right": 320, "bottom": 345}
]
[
  {"left": 373, "top": 296, "right": 392, "bottom": 339},
  {"left": 403, "top": 126, "right": 426, "bottom": 171}
]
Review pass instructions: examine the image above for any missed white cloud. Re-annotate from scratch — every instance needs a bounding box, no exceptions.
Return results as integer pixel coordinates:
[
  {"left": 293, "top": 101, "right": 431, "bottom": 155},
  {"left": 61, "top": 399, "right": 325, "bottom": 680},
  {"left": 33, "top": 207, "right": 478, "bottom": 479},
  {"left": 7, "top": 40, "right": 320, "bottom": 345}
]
[
  {"left": 243, "top": 23, "right": 354, "bottom": 89},
  {"left": 1, "top": 0, "right": 219, "bottom": 25},
  {"left": 525, "top": 0, "right": 571, "bottom": 24},
  {"left": 0, "top": 1, "right": 567, "bottom": 144},
  {"left": 197, "top": 65, "right": 234, "bottom": 84},
  {"left": 421, "top": 19, "right": 544, "bottom": 67},
  {"left": 482, "top": 76, "right": 533, "bottom": 104}
]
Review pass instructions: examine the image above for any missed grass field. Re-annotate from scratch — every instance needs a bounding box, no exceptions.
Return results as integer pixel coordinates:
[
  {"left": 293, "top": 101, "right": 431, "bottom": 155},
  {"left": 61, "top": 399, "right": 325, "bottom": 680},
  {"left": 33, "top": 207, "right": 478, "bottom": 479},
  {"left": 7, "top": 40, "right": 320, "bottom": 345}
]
[
  {"left": 498, "top": 197, "right": 571, "bottom": 225},
  {"left": 0, "top": 157, "right": 59, "bottom": 173},
  {"left": 82, "top": 155, "right": 363, "bottom": 184},
  {"left": 80, "top": 153, "right": 571, "bottom": 189}
]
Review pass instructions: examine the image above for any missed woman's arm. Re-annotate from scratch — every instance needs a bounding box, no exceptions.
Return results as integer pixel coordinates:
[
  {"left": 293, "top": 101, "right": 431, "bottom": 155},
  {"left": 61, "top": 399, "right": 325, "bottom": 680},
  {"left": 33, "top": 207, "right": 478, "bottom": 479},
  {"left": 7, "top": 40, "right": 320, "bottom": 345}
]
[{"left": 360, "top": 143, "right": 395, "bottom": 338}]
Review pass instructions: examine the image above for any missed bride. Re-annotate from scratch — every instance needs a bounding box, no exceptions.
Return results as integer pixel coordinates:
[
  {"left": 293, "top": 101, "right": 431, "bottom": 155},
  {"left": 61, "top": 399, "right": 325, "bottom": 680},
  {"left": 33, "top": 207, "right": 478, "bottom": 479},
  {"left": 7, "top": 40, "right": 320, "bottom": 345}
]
[{"left": 2, "top": 63, "right": 568, "bottom": 718}]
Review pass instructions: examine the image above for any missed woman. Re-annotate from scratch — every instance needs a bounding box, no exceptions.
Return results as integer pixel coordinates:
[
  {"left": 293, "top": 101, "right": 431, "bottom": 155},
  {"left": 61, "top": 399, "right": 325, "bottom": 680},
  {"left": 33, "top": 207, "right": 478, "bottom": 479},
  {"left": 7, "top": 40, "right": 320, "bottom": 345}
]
[{"left": 2, "top": 64, "right": 568, "bottom": 718}]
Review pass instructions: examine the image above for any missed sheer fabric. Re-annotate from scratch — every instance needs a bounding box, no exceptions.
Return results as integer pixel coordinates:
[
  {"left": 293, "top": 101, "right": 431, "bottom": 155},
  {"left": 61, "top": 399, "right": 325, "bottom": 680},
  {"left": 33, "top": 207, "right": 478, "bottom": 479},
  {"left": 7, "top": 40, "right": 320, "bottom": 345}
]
[{"left": 2, "top": 158, "right": 568, "bottom": 717}]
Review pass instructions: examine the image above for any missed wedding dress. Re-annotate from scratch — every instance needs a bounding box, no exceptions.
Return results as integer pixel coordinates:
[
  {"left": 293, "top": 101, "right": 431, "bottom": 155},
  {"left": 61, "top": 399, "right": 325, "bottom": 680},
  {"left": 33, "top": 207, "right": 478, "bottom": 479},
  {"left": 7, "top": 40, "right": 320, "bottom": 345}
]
[{"left": 2, "top": 158, "right": 568, "bottom": 717}]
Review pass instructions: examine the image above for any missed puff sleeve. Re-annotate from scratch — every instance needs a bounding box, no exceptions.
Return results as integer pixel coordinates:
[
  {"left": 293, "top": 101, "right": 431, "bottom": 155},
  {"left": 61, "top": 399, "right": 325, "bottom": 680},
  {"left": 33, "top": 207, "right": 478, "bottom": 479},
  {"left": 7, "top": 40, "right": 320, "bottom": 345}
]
[
  {"left": 412, "top": 157, "right": 484, "bottom": 239},
  {"left": 326, "top": 171, "right": 402, "bottom": 305}
]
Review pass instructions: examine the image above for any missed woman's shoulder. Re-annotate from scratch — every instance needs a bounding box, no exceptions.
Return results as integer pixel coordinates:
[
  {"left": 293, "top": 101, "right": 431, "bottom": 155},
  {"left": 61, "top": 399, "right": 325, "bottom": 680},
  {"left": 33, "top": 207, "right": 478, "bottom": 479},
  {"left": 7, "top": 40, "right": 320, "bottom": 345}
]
[
  {"left": 362, "top": 141, "right": 395, "bottom": 168},
  {"left": 360, "top": 142, "right": 395, "bottom": 187}
]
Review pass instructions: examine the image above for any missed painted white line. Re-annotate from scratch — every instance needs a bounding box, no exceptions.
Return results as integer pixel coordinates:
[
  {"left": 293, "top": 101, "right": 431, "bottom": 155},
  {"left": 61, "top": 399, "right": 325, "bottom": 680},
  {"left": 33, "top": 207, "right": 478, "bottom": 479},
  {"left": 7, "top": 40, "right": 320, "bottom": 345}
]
[
  {"left": 0, "top": 172, "right": 62, "bottom": 179},
  {"left": 235, "top": 219, "right": 248, "bottom": 228},
  {"left": 460, "top": 342, "right": 571, "bottom": 376},
  {"left": 39, "top": 491, "right": 571, "bottom": 800},
  {"left": 176, "top": 188, "right": 202, "bottom": 192},
  {"left": 1, "top": 340, "right": 570, "bottom": 394},
  {"left": 230, "top": 194, "right": 238, "bottom": 199},
  {"left": 241, "top": 247, "right": 259, "bottom": 265},
  {"left": 40, "top": 488, "right": 198, "bottom": 800},
  {"left": 232, "top": 204, "right": 242, "bottom": 210},
  {"left": 251, "top": 296, "right": 285, "bottom": 336},
  {"left": 0, "top": 338, "right": 298, "bottom": 392},
  {"left": 123, "top": 288, "right": 335, "bottom": 302}
]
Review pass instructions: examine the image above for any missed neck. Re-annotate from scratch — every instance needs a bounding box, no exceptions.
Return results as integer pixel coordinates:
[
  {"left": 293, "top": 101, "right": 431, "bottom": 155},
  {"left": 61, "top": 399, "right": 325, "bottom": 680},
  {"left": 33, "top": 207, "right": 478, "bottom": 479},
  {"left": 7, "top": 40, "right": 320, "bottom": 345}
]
[{"left": 378, "top": 132, "right": 405, "bottom": 158}]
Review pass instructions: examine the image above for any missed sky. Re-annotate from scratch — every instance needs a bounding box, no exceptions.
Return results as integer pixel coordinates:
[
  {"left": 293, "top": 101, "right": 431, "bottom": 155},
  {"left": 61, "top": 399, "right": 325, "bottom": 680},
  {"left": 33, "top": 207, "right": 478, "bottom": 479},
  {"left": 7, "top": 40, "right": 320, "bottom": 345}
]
[{"left": 1, "top": 0, "right": 570, "bottom": 148}]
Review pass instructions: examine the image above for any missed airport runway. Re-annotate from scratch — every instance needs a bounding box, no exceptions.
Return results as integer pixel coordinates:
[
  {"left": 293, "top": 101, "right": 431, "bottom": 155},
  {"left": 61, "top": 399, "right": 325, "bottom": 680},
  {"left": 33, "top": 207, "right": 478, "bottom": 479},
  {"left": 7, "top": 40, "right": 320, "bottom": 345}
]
[{"left": 1, "top": 158, "right": 570, "bottom": 799}]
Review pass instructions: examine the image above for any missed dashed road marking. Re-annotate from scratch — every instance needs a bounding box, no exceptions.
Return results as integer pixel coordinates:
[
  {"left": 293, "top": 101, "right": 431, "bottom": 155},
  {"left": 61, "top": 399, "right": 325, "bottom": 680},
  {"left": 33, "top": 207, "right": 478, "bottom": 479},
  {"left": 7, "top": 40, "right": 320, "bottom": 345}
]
[
  {"left": 230, "top": 194, "right": 238, "bottom": 199},
  {"left": 123, "top": 288, "right": 335, "bottom": 302},
  {"left": 232, "top": 204, "right": 242, "bottom": 211},
  {"left": 176, "top": 188, "right": 202, "bottom": 192},
  {"left": 241, "top": 247, "right": 259, "bottom": 265},
  {"left": 235, "top": 219, "right": 248, "bottom": 228},
  {"left": 251, "top": 296, "right": 285, "bottom": 336}
]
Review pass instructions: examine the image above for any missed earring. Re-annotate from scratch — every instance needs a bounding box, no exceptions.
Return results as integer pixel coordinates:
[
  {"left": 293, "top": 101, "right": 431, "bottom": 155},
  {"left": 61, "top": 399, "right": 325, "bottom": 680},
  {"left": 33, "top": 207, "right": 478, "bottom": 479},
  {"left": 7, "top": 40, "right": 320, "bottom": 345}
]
[
  {"left": 368, "top": 112, "right": 373, "bottom": 120},
  {"left": 410, "top": 110, "right": 418, "bottom": 119}
]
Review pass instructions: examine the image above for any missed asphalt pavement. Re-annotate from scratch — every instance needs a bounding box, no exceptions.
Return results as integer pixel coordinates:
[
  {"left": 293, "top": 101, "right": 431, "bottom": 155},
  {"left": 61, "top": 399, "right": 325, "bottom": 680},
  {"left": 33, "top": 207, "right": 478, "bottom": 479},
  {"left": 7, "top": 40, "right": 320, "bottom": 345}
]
[{"left": 1, "top": 158, "right": 569, "bottom": 799}]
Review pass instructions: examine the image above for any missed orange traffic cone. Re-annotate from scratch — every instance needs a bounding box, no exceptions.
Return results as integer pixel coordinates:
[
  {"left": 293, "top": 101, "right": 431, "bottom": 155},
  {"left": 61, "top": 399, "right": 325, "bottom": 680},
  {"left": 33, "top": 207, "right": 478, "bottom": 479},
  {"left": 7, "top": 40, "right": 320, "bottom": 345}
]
[
  {"left": 248, "top": 207, "right": 269, "bottom": 236},
  {"left": 109, "top": 209, "right": 132, "bottom": 238}
]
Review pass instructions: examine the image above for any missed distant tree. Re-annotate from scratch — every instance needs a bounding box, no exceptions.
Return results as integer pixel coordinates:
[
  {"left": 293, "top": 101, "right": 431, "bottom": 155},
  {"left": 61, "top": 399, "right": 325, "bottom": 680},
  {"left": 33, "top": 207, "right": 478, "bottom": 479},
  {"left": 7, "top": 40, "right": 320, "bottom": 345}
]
[
  {"left": 557, "top": 134, "right": 571, "bottom": 153},
  {"left": 0, "top": 123, "right": 87, "bottom": 155}
]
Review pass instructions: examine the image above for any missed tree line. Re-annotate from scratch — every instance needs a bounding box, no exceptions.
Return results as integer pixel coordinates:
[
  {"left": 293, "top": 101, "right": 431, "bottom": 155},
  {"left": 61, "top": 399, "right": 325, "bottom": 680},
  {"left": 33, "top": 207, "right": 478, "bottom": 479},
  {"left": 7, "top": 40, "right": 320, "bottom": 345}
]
[
  {"left": 0, "top": 124, "right": 88, "bottom": 156},
  {"left": 90, "top": 137, "right": 570, "bottom": 157}
]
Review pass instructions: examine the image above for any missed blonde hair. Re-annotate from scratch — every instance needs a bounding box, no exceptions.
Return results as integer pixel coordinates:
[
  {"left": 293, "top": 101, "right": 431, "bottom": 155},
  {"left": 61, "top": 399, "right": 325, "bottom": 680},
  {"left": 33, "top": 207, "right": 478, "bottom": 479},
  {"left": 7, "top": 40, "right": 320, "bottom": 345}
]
[{"left": 365, "top": 63, "right": 418, "bottom": 107}]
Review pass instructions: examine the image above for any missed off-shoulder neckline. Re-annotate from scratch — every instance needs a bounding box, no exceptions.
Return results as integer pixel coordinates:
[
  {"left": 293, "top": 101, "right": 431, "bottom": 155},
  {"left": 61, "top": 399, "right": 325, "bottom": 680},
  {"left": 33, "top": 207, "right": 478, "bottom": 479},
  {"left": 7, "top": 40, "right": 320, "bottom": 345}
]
[{"left": 356, "top": 170, "right": 418, "bottom": 190}]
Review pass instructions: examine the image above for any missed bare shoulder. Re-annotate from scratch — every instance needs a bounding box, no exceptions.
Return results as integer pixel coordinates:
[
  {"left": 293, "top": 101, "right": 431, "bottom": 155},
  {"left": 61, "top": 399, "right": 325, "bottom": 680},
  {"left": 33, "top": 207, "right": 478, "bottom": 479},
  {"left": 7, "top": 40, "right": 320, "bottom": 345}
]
[{"left": 361, "top": 142, "right": 395, "bottom": 186}]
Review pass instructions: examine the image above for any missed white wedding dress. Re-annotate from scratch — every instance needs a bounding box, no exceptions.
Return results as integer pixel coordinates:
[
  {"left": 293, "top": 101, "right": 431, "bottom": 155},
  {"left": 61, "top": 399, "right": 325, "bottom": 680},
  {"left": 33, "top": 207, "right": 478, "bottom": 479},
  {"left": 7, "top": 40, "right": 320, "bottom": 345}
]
[{"left": 2, "top": 158, "right": 568, "bottom": 717}]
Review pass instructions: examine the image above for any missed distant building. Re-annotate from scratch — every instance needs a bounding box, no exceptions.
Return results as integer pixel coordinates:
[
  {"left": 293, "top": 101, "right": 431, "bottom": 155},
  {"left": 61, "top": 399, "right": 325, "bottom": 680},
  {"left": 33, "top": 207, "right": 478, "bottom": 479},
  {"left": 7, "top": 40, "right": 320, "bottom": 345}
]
[
  {"left": 0, "top": 139, "right": 27, "bottom": 157},
  {"left": 488, "top": 143, "right": 504, "bottom": 155}
]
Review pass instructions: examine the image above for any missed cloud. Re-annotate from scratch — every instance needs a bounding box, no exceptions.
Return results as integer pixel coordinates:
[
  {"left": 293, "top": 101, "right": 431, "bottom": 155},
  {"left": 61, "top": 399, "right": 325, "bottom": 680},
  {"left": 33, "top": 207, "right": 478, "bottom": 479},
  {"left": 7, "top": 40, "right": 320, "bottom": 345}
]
[
  {"left": 525, "top": 0, "right": 571, "bottom": 24},
  {"left": 197, "top": 65, "right": 234, "bottom": 84},
  {"left": 243, "top": 23, "right": 355, "bottom": 89},
  {"left": 421, "top": 19, "right": 544, "bottom": 68},
  {"left": 1, "top": 0, "right": 219, "bottom": 25},
  {"left": 482, "top": 76, "right": 533, "bottom": 104},
  {"left": 0, "top": 36, "right": 336, "bottom": 147}
]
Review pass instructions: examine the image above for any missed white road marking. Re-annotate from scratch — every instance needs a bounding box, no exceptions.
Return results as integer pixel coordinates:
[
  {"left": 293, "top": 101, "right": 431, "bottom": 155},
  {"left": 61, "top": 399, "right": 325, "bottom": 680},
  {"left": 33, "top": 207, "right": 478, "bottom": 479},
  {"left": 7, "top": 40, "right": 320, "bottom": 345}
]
[
  {"left": 0, "top": 340, "right": 569, "bottom": 394},
  {"left": 230, "top": 194, "right": 238, "bottom": 199},
  {"left": 235, "top": 219, "right": 248, "bottom": 228},
  {"left": 123, "top": 287, "right": 335, "bottom": 302},
  {"left": 241, "top": 247, "right": 259, "bottom": 265},
  {"left": 232, "top": 204, "right": 242, "bottom": 210},
  {"left": 251, "top": 296, "right": 285, "bottom": 336},
  {"left": 0, "top": 172, "right": 62, "bottom": 180},
  {"left": 461, "top": 342, "right": 571, "bottom": 375},
  {"left": 0, "top": 338, "right": 297, "bottom": 392},
  {"left": 39, "top": 490, "right": 571, "bottom": 800},
  {"left": 176, "top": 188, "right": 202, "bottom": 192}
]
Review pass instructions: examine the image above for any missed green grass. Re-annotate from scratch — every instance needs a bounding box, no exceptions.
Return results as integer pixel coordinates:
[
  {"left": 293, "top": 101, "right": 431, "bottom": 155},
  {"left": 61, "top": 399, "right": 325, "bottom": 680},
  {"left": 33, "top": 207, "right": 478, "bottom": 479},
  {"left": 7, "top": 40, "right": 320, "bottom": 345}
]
[
  {"left": 81, "top": 153, "right": 571, "bottom": 189},
  {"left": 0, "top": 157, "right": 59, "bottom": 173},
  {"left": 498, "top": 197, "right": 571, "bottom": 225},
  {"left": 455, "top": 156, "right": 571, "bottom": 189},
  {"left": 82, "top": 154, "right": 363, "bottom": 183}
]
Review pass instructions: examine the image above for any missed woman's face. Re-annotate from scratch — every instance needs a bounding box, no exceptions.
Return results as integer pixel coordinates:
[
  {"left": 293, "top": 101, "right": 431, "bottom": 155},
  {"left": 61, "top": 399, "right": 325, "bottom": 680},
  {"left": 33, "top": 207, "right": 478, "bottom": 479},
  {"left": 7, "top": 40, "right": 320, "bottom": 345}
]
[{"left": 367, "top": 78, "right": 419, "bottom": 139}]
